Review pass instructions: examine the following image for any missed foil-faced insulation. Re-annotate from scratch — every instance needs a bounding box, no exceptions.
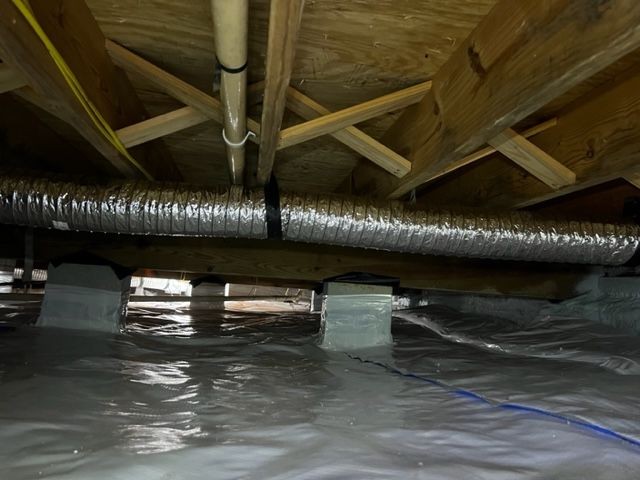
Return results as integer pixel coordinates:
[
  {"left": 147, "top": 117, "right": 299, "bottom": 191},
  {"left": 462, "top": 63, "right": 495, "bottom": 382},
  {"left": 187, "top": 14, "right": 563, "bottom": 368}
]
[{"left": 0, "top": 175, "right": 639, "bottom": 265}]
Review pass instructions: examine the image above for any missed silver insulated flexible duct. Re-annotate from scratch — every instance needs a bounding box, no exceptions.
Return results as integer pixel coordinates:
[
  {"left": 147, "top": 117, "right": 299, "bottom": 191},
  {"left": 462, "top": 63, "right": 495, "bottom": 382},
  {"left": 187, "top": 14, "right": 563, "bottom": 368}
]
[{"left": 0, "top": 175, "right": 639, "bottom": 265}]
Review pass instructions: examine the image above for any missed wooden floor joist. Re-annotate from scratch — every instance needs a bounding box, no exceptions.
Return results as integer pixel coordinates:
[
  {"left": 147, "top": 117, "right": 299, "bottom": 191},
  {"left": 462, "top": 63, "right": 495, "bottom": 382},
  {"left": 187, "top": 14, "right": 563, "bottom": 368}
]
[
  {"left": 422, "top": 66, "right": 640, "bottom": 211},
  {"left": 2, "top": 0, "right": 640, "bottom": 303},
  {"left": 0, "top": 64, "right": 26, "bottom": 94},
  {"left": 373, "top": 0, "right": 640, "bottom": 200},
  {"left": 516, "top": 167, "right": 640, "bottom": 208},
  {"left": 256, "top": 0, "right": 305, "bottom": 185},
  {"left": 416, "top": 120, "right": 559, "bottom": 193},
  {"left": 285, "top": 87, "right": 411, "bottom": 177},
  {"left": 278, "top": 81, "right": 431, "bottom": 151},
  {"left": 351, "top": 119, "right": 558, "bottom": 198},
  {"left": 624, "top": 172, "right": 640, "bottom": 190},
  {"left": 0, "top": 1, "right": 139, "bottom": 177},
  {"left": 0, "top": 0, "right": 179, "bottom": 180},
  {"left": 0, "top": 94, "right": 99, "bottom": 173}
]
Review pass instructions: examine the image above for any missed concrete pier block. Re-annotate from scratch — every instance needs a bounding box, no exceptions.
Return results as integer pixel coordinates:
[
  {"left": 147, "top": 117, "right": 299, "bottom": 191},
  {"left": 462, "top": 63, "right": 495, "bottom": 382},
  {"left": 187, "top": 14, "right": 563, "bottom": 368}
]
[
  {"left": 37, "top": 255, "right": 132, "bottom": 333},
  {"left": 320, "top": 282, "right": 392, "bottom": 350}
]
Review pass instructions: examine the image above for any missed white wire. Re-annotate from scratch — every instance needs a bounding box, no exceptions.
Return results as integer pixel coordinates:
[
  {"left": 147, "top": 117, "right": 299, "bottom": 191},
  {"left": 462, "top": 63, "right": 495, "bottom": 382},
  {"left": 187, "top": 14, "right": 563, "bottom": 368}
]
[{"left": 222, "top": 129, "right": 256, "bottom": 148}]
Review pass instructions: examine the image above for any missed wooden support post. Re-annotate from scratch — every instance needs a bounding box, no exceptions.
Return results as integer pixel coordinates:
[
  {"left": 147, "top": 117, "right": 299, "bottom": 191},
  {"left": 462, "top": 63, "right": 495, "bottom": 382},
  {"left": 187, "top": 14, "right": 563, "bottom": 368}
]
[{"left": 256, "top": 0, "right": 305, "bottom": 185}]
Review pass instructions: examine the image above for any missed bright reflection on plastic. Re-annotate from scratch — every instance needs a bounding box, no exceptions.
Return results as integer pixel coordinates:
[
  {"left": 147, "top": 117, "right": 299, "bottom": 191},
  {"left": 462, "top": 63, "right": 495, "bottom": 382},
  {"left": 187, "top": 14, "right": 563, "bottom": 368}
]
[{"left": 104, "top": 359, "right": 204, "bottom": 454}]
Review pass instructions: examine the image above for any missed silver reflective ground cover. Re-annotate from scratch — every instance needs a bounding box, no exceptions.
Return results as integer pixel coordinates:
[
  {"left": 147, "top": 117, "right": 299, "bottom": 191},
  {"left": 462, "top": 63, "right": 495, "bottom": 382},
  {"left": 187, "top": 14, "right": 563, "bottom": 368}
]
[
  {"left": 1, "top": 303, "right": 640, "bottom": 479},
  {"left": 1, "top": 175, "right": 639, "bottom": 264}
]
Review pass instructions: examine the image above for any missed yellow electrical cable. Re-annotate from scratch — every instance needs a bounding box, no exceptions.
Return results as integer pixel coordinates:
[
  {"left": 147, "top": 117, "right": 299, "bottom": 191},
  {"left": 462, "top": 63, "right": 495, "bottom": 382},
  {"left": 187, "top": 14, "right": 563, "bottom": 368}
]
[{"left": 11, "top": 0, "right": 153, "bottom": 180}]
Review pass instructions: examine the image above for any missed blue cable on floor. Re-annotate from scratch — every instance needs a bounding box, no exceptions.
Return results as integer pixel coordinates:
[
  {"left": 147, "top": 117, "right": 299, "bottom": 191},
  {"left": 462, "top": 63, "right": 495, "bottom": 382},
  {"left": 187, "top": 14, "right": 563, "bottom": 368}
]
[{"left": 347, "top": 353, "right": 640, "bottom": 450}]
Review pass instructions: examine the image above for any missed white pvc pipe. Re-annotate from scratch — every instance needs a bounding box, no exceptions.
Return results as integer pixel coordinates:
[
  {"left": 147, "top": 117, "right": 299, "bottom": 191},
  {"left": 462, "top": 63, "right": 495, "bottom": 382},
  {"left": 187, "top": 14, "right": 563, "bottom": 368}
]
[{"left": 211, "top": 0, "right": 249, "bottom": 185}]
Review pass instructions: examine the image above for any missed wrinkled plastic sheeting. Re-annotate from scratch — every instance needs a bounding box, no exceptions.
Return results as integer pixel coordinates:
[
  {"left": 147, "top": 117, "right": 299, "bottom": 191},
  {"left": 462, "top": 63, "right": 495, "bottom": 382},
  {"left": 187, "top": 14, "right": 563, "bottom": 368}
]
[
  {"left": 38, "top": 284, "right": 129, "bottom": 334},
  {"left": 542, "top": 276, "right": 640, "bottom": 334},
  {"left": 544, "top": 293, "right": 640, "bottom": 335},
  {"left": 2, "top": 302, "right": 640, "bottom": 478},
  {"left": 395, "top": 305, "right": 640, "bottom": 374},
  {"left": 320, "top": 293, "right": 392, "bottom": 350}
]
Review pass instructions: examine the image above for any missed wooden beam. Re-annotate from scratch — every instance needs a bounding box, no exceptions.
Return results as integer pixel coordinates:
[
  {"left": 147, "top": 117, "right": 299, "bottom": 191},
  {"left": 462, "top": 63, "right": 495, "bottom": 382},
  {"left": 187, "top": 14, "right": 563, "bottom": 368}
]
[
  {"left": 285, "top": 87, "right": 411, "bottom": 177},
  {"left": 488, "top": 128, "right": 576, "bottom": 189},
  {"left": 0, "top": 1, "right": 138, "bottom": 177},
  {"left": 0, "top": 64, "right": 26, "bottom": 93},
  {"left": 624, "top": 172, "right": 640, "bottom": 190},
  {"left": 278, "top": 81, "right": 431, "bottom": 151},
  {"left": 411, "top": 120, "right": 558, "bottom": 193},
  {"left": 0, "top": 1, "right": 178, "bottom": 179},
  {"left": 423, "top": 65, "right": 640, "bottom": 211},
  {"left": 516, "top": 167, "right": 640, "bottom": 208},
  {"left": 350, "top": 119, "right": 557, "bottom": 197},
  {"left": 247, "top": 80, "right": 266, "bottom": 107},
  {"left": 116, "top": 81, "right": 268, "bottom": 149},
  {"left": 256, "top": 0, "right": 305, "bottom": 185},
  {"left": 0, "top": 95, "right": 98, "bottom": 173},
  {"left": 528, "top": 180, "right": 639, "bottom": 222},
  {"left": 106, "top": 39, "right": 261, "bottom": 140},
  {"left": 379, "top": 0, "right": 640, "bottom": 200},
  {"left": 117, "top": 106, "right": 209, "bottom": 148},
  {"left": 0, "top": 227, "right": 596, "bottom": 300}
]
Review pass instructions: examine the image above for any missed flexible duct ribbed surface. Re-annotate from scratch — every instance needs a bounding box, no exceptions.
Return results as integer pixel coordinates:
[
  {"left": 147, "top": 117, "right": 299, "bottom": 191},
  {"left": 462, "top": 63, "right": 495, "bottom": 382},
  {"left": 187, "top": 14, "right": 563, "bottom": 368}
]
[
  {"left": 0, "top": 177, "right": 266, "bottom": 238},
  {"left": 279, "top": 192, "right": 640, "bottom": 265},
  {"left": 0, "top": 176, "right": 639, "bottom": 265}
]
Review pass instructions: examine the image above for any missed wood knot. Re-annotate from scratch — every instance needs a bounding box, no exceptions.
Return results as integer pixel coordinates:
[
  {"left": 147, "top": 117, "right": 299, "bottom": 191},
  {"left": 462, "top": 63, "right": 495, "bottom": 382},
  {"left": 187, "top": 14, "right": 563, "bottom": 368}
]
[{"left": 467, "top": 45, "right": 486, "bottom": 79}]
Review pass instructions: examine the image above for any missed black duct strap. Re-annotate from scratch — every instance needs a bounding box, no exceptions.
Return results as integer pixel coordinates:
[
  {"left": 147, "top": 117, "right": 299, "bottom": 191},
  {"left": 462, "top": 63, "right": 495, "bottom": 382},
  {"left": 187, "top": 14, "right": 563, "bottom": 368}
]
[
  {"left": 219, "top": 61, "right": 248, "bottom": 74},
  {"left": 264, "top": 175, "right": 282, "bottom": 239}
]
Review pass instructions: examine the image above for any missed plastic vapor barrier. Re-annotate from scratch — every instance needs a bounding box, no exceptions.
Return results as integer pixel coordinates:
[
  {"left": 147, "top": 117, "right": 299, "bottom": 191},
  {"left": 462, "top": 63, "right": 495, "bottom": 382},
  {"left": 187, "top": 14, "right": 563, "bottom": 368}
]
[{"left": 1, "top": 300, "right": 640, "bottom": 478}]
